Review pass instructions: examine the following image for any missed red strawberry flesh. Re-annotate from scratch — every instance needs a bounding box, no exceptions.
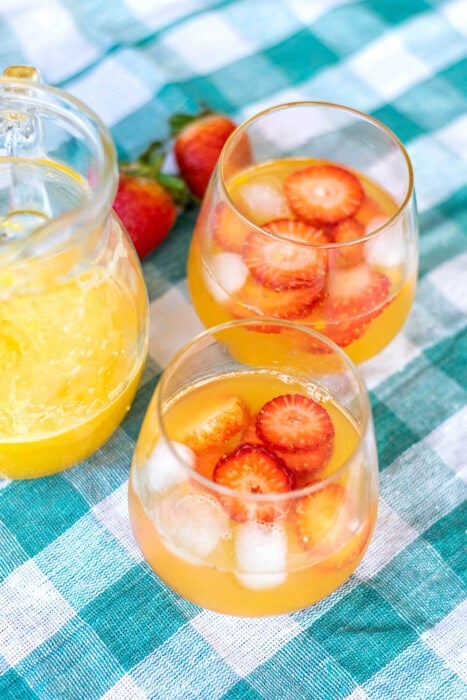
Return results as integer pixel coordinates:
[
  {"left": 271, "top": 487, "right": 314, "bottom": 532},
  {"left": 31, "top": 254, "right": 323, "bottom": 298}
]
[
  {"left": 284, "top": 164, "right": 364, "bottom": 224},
  {"left": 113, "top": 174, "right": 177, "bottom": 259},
  {"left": 306, "top": 263, "right": 391, "bottom": 347},
  {"left": 173, "top": 113, "right": 236, "bottom": 199},
  {"left": 243, "top": 218, "right": 328, "bottom": 292},
  {"left": 295, "top": 483, "right": 348, "bottom": 550},
  {"left": 213, "top": 443, "right": 294, "bottom": 521},
  {"left": 257, "top": 393, "right": 334, "bottom": 453}
]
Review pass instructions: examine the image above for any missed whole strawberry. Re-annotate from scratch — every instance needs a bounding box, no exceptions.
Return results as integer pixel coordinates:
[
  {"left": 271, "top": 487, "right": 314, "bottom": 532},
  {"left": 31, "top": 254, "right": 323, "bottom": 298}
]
[
  {"left": 113, "top": 143, "right": 188, "bottom": 259},
  {"left": 170, "top": 109, "right": 237, "bottom": 199}
]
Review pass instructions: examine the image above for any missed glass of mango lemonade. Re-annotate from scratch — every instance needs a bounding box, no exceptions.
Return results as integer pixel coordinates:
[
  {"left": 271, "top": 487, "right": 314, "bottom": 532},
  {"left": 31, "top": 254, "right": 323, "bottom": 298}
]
[
  {"left": 0, "top": 67, "right": 148, "bottom": 479},
  {"left": 129, "top": 319, "right": 378, "bottom": 616},
  {"left": 187, "top": 101, "right": 418, "bottom": 365}
]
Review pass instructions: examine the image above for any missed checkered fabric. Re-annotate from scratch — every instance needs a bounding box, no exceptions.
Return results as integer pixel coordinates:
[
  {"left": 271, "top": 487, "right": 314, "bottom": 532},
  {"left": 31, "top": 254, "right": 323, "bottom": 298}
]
[{"left": 1, "top": 1, "right": 466, "bottom": 698}]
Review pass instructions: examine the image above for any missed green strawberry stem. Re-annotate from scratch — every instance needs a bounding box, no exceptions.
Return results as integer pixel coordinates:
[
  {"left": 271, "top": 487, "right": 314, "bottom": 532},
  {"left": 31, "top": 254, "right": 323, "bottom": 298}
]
[
  {"left": 120, "top": 141, "right": 193, "bottom": 208},
  {"left": 168, "top": 105, "right": 212, "bottom": 136}
]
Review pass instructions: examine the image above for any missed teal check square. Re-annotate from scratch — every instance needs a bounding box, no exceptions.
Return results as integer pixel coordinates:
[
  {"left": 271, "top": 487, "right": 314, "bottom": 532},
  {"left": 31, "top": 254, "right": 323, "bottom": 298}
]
[
  {"left": 210, "top": 55, "right": 289, "bottom": 108},
  {"left": 80, "top": 565, "right": 190, "bottom": 670},
  {"left": 249, "top": 630, "right": 359, "bottom": 699},
  {"left": 222, "top": 680, "right": 265, "bottom": 700},
  {"left": 0, "top": 522, "right": 29, "bottom": 583},
  {"left": 371, "top": 104, "right": 425, "bottom": 143},
  {"left": 370, "top": 397, "right": 420, "bottom": 471},
  {"left": 0, "top": 668, "right": 34, "bottom": 700},
  {"left": 310, "top": 584, "right": 419, "bottom": 683},
  {"left": 0, "top": 478, "right": 89, "bottom": 558},
  {"left": 366, "top": 0, "right": 431, "bottom": 24},
  {"left": 264, "top": 29, "right": 339, "bottom": 82},
  {"left": 439, "top": 56, "right": 467, "bottom": 96},
  {"left": 372, "top": 539, "right": 465, "bottom": 633},
  {"left": 15, "top": 616, "right": 124, "bottom": 700},
  {"left": 418, "top": 206, "right": 467, "bottom": 278},
  {"left": 363, "top": 638, "right": 467, "bottom": 700},
  {"left": 425, "top": 327, "right": 467, "bottom": 392},
  {"left": 34, "top": 513, "right": 136, "bottom": 610},
  {"left": 424, "top": 504, "right": 467, "bottom": 584}
]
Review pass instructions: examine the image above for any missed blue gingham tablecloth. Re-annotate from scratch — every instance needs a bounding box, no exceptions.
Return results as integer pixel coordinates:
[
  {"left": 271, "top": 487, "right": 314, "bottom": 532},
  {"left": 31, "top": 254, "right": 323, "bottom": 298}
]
[{"left": 1, "top": 1, "right": 466, "bottom": 698}]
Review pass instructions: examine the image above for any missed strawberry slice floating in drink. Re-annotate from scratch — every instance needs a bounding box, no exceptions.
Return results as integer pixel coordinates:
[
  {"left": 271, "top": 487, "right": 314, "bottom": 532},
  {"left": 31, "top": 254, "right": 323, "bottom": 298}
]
[
  {"left": 212, "top": 202, "right": 252, "bottom": 254},
  {"left": 229, "top": 276, "right": 319, "bottom": 321},
  {"left": 329, "top": 217, "right": 366, "bottom": 267},
  {"left": 307, "top": 263, "right": 391, "bottom": 347},
  {"left": 295, "top": 483, "right": 350, "bottom": 554},
  {"left": 276, "top": 440, "right": 333, "bottom": 478},
  {"left": 284, "top": 164, "right": 364, "bottom": 224},
  {"left": 256, "top": 393, "right": 335, "bottom": 453},
  {"left": 213, "top": 443, "right": 295, "bottom": 522},
  {"left": 243, "top": 218, "right": 328, "bottom": 293}
]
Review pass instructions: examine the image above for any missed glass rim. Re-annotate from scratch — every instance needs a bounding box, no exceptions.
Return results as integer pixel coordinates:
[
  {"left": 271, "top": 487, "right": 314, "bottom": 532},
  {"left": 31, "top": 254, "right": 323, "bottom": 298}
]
[
  {"left": 218, "top": 99, "right": 415, "bottom": 247},
  {"left": 0, "top": 76, "right": 117, "bottom": 257},
  {"left": 156, "top": 317, "right": 372, "bottom": 502}
]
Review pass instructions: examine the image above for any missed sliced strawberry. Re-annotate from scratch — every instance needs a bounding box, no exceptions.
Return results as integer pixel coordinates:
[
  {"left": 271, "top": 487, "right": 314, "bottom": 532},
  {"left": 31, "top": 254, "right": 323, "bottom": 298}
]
[
  {"left": 307, "top": 264, "right": 391, "bottom": 347},
  {"left": 284, "top": 164, "right": 364, "bottom": 224},
  {"left": 180, "top": 394, "right": 249, "bottom": 452},
  {"left": 229, "top": 277, "right": 318, "bottom": 321},
  {"left": 276, "top": 439, "right": 333, "bottom": 477},
  {"left": 243, "top": 218, "right": 328, "bottom": 293},
  {"left": 295, "top": 483, "right": 349, "bottom": 551},
  {"left": 213, "top": 444, "right": 294, "bottom": 521},
  {"left": 212, "top": 202, "right": 252, "bottom": 254},
  {"left": 329, "top": 218, "right": 365, "bottom": 267},
  {"left": 257, "top": 394, "right": 334, "bottom": 453}
]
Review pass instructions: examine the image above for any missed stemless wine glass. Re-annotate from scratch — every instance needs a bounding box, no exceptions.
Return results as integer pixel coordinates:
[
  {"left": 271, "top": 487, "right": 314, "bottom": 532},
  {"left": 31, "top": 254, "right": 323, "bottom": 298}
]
[
  {"left": 129, "top": 319, "right": 378, "bottom": 617},
  {"left": 187, "top": 101, "right": 418, "bottom": 365},
  {"left": 0, "top": 66, "right": 148, "bottom": 479}
]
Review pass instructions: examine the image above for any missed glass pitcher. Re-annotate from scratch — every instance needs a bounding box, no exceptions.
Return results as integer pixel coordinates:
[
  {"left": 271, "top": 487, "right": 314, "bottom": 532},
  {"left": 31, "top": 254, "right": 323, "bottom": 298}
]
[{"left": 0, "top": 66, "right": 149, "bottom": 479}]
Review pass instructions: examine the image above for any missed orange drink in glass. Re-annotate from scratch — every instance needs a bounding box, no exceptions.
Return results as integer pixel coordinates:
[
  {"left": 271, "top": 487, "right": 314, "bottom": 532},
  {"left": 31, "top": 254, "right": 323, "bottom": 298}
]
[
  {"left": 128, "top": 320, "right": 378, "bottom": 616},
  {"left": 187, "top": 102, "right": 418, "bottom": 364}
]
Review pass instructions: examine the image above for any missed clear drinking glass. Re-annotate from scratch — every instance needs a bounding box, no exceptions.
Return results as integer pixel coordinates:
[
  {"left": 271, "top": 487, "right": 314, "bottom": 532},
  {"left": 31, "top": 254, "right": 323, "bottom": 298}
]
[
  {"left": 187, "top": 101, "right": 418, "bottom": 364},
  {"left": 0, "top": 66, "right": 148, "bottom": 479},
  {"left": 129, "top": 319, "right": 378, "bottom": 616}
]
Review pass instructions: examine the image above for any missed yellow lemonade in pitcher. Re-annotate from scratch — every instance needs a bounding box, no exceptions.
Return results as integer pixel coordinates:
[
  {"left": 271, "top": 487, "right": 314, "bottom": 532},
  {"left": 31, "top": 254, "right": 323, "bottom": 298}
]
[
  {"left": 0, "top": 160, "right": 148, "bottom": 479},
  {"left": 129, "top": 370, "right": 377, "bottom": 617},
  {"left": 188, "top": 158, "right": 417, "bottom": 364}
]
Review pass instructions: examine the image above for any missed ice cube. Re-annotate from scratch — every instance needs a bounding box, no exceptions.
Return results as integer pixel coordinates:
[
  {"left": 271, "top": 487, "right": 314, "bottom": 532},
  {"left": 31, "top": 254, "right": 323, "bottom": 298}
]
[
  {"left": 157, "top": 492, "right": 230, "bottom": 562},
  {"left": 237, "top": 178, "right": 291, "bottom": 224},
  {"left": 235, "top": 521, "right": 287, "bottom": 590},
  {"left": 365, "top": 218, "right": 406, "bottom": 267},
  {"left": 204, "top": 252, "right": 248, "bottom": 302},
  {"left": 146, "top": 439, "right": 194, "bottom": 494}
]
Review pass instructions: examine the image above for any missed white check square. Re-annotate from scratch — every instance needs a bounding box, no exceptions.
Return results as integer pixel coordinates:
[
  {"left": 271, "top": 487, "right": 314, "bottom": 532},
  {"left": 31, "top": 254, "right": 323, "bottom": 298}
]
[
  {"left": 192, "top": 611, "right": 302, "bottom": 676},
  {"left": 67, "top": 55, "right": 153, "bottom": 127},
  {"left": 4, "top": 0, "right": 99, "bottom": 83},
  {"left": 161, "top": 13, "right": 254, "bottom": 75},
  {"left": 0, "top": 561, "right": 75, "bottom": 666},
  {"left": 427, "top": 251, "right": 467, "bottom": 315},
  {"left": 148, "top": 284, "right": 204, "bottom": 369},
  {"left": 422, "top": 600, "right": 467, "bottom": 683},
  {"left": 348, "top": 33, "right": 431, "bottom": 101},
  {"left": 424, "top": 407, "right": 467, "bottom": 480}
]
